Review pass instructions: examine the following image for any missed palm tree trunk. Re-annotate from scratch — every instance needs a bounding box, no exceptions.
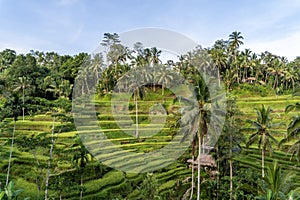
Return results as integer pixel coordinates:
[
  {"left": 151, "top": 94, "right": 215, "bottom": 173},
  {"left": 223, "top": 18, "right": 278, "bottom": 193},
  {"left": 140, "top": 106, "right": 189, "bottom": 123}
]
[
  {"left": 22, "top": 86, "right": 25, "bottom": 121},
  {"left": 6, "top": 120, "right": 16, "bottom": 186},
  {"left": 262, "top": 148, "right": 265, "bottom": 178},
  {"left": 135, "top": 91, "right": 139, "bottom": 138},
  {"left": 80, "top": 174, "right": 83, "bottom": 200},
  {"left": 190, "top": 141, "right": 195, "bottom": 200},
  {"left": 229, "top": 138, "right": 233, "bottom": 200},
  {"left": 45, "top": 116, "right": 56, "bottom": 200},
  {"left": 197, "top": 133, "right": 201, "bottom": 200},
  {"left": 217, "top": 67, "right": 221, "bottom": 87}
]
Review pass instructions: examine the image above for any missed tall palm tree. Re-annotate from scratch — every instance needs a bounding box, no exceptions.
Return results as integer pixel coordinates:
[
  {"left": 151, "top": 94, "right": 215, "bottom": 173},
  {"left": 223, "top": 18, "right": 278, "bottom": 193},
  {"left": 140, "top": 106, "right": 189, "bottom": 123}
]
[
  {"left": 246, "top": 104, "right": 278, "bottom": 177},
  {"left": 13, "top": 76, "right": 30, "bottom": 121},
  {"left": 217, "top": 98, "right": 244, "bottom": 200},
  {"left": 5, "top": 93, "right": 21, "bottom": 186},
  {"left": 179, "top": 74, "right": 223, "bottom": 200},
  {"left": 155, "top": 65, "right": 174, "bottom": 95},
  {"left": 228, "top": 31, "right": 244, "bottom": 51},
  {"left": 240, "top": 49, "right": 252, "bottom": 81},
  {"left": 45, "top": 114, "right": 57, "bottom": 200},
  {"left": 72, "top": 135, "right": 92, "bottom": 200},
  {"left": 267, "top": 59, "right": 285, "bottom": 89},
  {"left": 150, "top": 47, "right": 162, "bottom": 66},
  {"left": 209, "top": 48, "right": 227, "bottom": 86}
]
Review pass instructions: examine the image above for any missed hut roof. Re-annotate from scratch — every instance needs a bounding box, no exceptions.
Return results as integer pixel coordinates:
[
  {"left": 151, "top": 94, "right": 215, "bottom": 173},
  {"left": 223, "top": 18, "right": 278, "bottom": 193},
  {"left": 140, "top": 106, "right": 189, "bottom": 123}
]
[{"left": 187, "top": 154, "right": 216, "bottom": 167}]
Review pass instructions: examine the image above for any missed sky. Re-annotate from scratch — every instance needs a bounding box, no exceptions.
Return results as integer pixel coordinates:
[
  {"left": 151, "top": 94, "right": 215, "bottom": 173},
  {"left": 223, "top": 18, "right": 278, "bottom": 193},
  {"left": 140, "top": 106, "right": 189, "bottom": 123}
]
[{"left": 1, "top": 0, "right": 300, "bottom": 61}]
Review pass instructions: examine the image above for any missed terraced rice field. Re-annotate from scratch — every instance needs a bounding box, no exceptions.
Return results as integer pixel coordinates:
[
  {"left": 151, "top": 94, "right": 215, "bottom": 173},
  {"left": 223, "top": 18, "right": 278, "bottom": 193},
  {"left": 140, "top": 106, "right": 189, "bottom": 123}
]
[{"left": 0, "top": 92, "right": 299, "bottom": 199}]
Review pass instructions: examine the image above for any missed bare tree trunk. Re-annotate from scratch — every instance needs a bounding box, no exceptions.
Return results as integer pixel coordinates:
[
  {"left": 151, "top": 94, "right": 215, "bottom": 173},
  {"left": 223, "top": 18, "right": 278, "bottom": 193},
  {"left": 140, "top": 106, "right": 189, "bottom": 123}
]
[
  {"left": 45, "top": 116, "right": 56, "bottom": 200},
  {"left": 135, "top": 91, "right": 139, "bottom": 139},
  {"left": 197, "top": 133, "right": 201, "bottom": 200},
  {"left": 80, "top": 174, "right": 83, "bottom": 200},
  {"left": 229, "top": 139, "right": 233, "bottom": 200},
  {"left": 22, "top": 86, "right": 25, "bottom": 121},
  {"left": 190, "top": 141, "right": 195, "bottom": 200},
  {"left": 6, "top": 120, "right": 16, "bottom": 186},
  {"left": 262, "top": 148, "right": 265, "bottom": 178}
]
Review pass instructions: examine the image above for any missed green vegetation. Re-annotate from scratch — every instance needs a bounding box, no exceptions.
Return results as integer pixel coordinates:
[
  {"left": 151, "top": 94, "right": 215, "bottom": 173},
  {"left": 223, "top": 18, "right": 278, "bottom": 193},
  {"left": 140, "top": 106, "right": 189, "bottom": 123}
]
[{"left": 0, "top": 31, "right": 299, "bottom": 199}]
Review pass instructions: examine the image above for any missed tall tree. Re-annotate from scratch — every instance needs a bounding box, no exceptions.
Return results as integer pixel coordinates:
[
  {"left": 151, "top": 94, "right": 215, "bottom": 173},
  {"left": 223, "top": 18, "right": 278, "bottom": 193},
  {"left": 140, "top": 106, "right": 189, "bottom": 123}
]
[
  {"left": 72, "top": 135, "right": 92, "bottom": 200},
  {"left": 246, "top": 104, "right": 278, "bottom": 177},
  {"left": 217, "top": 97, "right": 244, "bottom": 200},
  {"left": 13, "top": 76, "right": 30, "bottom": 121},
  {"left": 4, "top": 93, "right": 21, "bottom": 186}
]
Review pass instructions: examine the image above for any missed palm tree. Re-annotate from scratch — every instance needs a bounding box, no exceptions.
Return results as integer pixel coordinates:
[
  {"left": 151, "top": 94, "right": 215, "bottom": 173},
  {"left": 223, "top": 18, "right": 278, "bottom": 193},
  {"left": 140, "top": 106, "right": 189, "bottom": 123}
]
[
  {"left": 89, "top": 53, "right": 103, "bottom": 86},
  {"left": 209, "top": 48, "right": 227, "bottom": 86},
  {"left": 179, "top": 74, "right": 223, "bottom": 200},
  {"left": 246, "top": 104, "right": 278, "bottom": 177},
  {"left": 240, "top": 49, "right": 252, "bottom": 81},
  {"left": 0, "top": 181, "right": 25, "bottom": 200},
  {"left": 72, "top": 135, "right": 92, "bottom": 200},
  {"left": 13, "top": 76, "right": 30, "bottom": 121},
  {"left": 217, "top": 98, "right": 244, "bottom": 200},
  {"left": 45, "top": 114, "right": 57, "bottom": 200},
  {"left": 258, "top": 162, "right": 298, "bottom": 200},
  {"left": 155, "top": 65, "right": 174, "bottom": 95},
  {"left": 150, "top": 47, "right": 162, "bottom": 66},
  {"left": 5, "top": 93, "right": 21, "bottom": 186},
  {"left": 228, "top": 31, "right": 244, "bottom": 52},
  {"left": 267, "top": 59, "right": 285, "bottom": 89}
]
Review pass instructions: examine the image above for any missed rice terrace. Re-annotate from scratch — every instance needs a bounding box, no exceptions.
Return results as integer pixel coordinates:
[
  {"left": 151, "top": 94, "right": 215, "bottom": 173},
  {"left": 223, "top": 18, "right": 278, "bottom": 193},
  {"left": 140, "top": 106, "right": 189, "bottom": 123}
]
[{"left": 0, "top": 1, "right": 300, "bottom": 199}]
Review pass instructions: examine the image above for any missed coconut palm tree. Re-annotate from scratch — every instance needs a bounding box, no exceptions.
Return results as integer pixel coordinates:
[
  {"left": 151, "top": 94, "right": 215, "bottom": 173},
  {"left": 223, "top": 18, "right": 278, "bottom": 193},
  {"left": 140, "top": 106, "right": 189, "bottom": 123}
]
[
  {"left": 267, "top": 59, "right": 285, "bottom": 89},
  {"left": 209, "top": 48, "right": 227, "bottom": 86},
  {"left": 179, "top": 74, "right": 224, "bottom": 200},
  {"left": 13, "top": 76, "right": 30, "bottom": 121},
  {"left": 258, "top": 162, "right": 298, "bottom": 200},
  {"left": 72, "top": 135, "right": 92, "bottom": 200},
  {"left": 217, "top": 98, "right": 244, "bottom": 200},
  {"left": 155, "top": 65, "right": 174, "bottom": 95},
  {"left": 4, "top": 93, "right": 21, "bottom": 186},
  {"left": 228, "top": 31, "right": 244, "bottom": 52},
  {"left": 246, "top": 104, "right": 278, "bottom": 178}
]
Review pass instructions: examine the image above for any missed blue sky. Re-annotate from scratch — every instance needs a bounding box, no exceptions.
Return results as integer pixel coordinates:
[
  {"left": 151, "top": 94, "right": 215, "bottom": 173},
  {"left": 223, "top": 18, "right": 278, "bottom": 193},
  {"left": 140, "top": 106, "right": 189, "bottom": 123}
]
[{"left": 1, "top": 0, "right": 300, "bottom": 60}]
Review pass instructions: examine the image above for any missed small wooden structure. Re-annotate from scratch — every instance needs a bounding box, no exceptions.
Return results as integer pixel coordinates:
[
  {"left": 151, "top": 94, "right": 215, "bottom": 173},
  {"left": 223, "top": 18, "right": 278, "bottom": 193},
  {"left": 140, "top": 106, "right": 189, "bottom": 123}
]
[{"left": 187, "top": 154, "right": 216, "bottom": 168}]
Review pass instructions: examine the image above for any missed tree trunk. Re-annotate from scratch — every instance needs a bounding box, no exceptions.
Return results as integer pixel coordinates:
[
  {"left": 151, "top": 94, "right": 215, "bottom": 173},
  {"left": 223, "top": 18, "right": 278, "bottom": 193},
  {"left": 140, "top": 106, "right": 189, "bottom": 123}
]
[
  {"left": 229, "top": 138, "right": 233, "bottom": 200},
  {"left": 262, "top": 148, "right": 265, "bottom": 178},
  {"left": 217, "top": 66, "right": 221, "bottom": 87},
  {"left": 22, "top": 86, "right": 25, "bottom": 121},
  {"left": 45, "top": 116, "right": 56, "bottom": 200},
  {"left": 190, "top": 141, "right": 195, "bottom": 200},
  {"left": 80, "top": 174, "right": 83, "bottom": 200},
  {"left": 135, "top": 90, "right": 139, "bottom": 138},
  {"left": 197, "top": 133, "right": 201, "bottom": 200},
  {"left": 6, "top": 120, "right": 16, "bottom": 186}
]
